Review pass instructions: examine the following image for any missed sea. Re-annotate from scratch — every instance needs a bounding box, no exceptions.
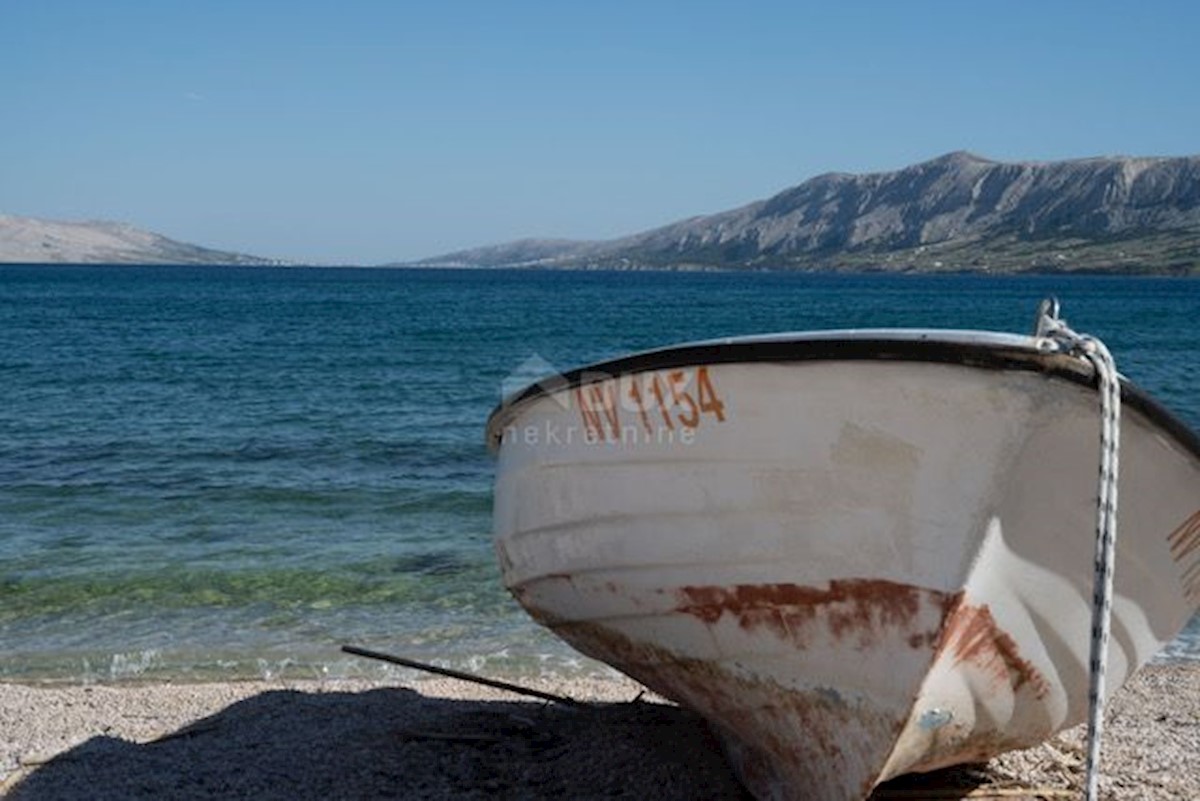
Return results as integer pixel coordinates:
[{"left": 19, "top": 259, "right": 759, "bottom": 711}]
[{"left": 2, "top": 265, "right": 1198, "bottom": 684}]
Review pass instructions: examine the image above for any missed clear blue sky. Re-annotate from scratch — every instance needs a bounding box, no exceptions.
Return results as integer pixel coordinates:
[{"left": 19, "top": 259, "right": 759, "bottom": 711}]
[{"left": 3, "top": 1, "right": 1198, "bottom": 264}]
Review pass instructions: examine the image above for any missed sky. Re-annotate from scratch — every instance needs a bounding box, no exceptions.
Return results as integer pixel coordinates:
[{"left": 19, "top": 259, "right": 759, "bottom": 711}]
[{"left": 3, "top": 1, "right": 1199, "bottom": 265}]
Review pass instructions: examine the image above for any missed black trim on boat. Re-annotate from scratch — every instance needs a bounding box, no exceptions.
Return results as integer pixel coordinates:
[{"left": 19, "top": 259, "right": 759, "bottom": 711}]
[{"left": 487, "top": 335, "right": 1200, "bottom": 463}]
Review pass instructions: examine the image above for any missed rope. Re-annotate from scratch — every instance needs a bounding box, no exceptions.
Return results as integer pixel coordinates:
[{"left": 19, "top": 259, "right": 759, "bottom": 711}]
[{"left": 1035, "top": 298, "right": 1122, "bottom": 801}]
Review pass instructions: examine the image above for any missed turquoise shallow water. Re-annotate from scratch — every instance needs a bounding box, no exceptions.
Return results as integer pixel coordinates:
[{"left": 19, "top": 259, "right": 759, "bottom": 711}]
[{"left": 1, "top": 265, "right": 1198, "bottom": 682}]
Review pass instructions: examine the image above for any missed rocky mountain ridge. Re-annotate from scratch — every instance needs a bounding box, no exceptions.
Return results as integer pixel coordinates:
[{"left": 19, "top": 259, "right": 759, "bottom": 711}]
[
  {"left": 426, "top": 152, "right": 1200, "bottom": 274},
  {"left": 0, "top": 214, "right": 275, "bottom": 266}
]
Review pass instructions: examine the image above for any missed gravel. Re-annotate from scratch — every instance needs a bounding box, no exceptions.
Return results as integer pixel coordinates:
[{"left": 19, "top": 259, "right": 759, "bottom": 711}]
[{"left": 1, "top": 665, "right": 1195, "bottom": 800}]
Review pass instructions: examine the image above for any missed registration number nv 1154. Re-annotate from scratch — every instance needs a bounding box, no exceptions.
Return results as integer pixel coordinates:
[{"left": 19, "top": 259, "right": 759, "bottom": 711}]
[{"left": 573, "top": 365, "right": 727, "bottom": 444}]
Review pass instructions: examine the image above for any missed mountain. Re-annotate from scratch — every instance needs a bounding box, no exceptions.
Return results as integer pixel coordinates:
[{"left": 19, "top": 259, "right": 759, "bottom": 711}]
[
  {"left": 0, "top": 214, "right": 277, "bottom": 265},
  {"left": 424, "top": 152, "right": 1200, "bottom": 274}
]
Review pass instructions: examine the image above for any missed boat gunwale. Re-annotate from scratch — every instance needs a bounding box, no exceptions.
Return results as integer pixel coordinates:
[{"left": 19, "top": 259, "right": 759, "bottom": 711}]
[{"left": 485, "top": 330, "right": 1200, "bottom": 463}]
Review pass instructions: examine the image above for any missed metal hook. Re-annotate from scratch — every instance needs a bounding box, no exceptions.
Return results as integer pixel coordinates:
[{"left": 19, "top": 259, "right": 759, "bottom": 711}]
[{"left": 1033, "top": 296, "right": 1062, "bottom": 338}]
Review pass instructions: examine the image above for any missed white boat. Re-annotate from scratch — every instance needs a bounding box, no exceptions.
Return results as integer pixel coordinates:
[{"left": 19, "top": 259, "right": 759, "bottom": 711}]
[{"left": 486, "top": 303, "right": 1200, "bottom": 801}]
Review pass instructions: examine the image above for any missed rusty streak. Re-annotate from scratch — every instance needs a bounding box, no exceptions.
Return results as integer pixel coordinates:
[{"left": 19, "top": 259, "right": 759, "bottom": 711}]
[
  {"left": 676, "top": 579, "right": 956, "bottom": 651},
  {"left": 1181, "top": 559, "right": 1200, "bottom": 585},
  {"left": 1168, "top": 510, "right": 1200, "bottom": 559},
  {"left": 939, "top": 603, "right": 1050, "bottom": 700},
  {"left": 1174, "top": 534, "right": 1200, "bottom": 564}
]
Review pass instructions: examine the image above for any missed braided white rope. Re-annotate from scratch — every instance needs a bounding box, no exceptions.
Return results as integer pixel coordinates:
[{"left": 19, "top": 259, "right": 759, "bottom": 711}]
[{"left": 1037, "top": 301, "right": 1122, "bottom": 801}]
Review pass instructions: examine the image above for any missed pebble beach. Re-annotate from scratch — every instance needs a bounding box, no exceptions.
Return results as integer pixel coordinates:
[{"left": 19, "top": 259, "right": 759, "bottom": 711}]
[{"left": 2, "top": 663, "right": 1196, "bottom": 800}]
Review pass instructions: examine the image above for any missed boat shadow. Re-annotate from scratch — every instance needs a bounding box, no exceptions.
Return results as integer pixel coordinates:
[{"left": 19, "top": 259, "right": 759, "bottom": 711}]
[
  {"left": 5, "top": 686, "right": 1015, "bottom": 800},
  {"left": 5, "top": 686, "right": 752, "bottom": 800}
]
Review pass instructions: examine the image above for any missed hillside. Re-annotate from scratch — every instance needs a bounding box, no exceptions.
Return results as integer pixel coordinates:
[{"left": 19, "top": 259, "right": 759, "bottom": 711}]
[
  {"left": 424, "top": 152, "right": 1200, "bottom": 274},
  {"left": 0, "top": 214, "right": 276, "bottom": 266}
]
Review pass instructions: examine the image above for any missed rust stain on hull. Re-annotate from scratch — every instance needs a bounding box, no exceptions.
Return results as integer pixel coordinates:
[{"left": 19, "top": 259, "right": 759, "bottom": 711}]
[
  {"left": 676, "top": 579, "right": 960, "bottom": 651},
  {"left": 938, "top": 602, "right": 1050, "bottom": 700},
  {"left": 1184, "top": 563, "right": 1200, "bottom": 605},
  {"left": 897, "top": 597, "right": 1058, "bottom": 776},
  {"left": 1168, "top": 509, "right": 1200, "bottom": 559},
  {"left": 1168, "top": 510, "right": 1200, "bottom": 604}
]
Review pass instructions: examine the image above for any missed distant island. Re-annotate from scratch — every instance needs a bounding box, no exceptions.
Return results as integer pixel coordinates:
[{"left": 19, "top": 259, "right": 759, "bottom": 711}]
[
  {"left": 422, "top": 151, "right": 1200, "bottom": 275},
  {"left": 4, "top": 152, "right": 1199, "bottom": 273},
  {"left": 0, "top": 214, "right": 276, "bottom": 266}
]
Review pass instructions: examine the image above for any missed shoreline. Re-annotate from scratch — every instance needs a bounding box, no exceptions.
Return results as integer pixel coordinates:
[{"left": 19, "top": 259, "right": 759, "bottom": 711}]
[{"left": 2, "top": 664, "right": 1197, "bottom": 800}]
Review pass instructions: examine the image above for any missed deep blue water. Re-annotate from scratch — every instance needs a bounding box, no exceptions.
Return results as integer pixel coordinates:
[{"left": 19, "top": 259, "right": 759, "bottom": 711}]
[{"left": 1, "top": 265, "right": 1198, "bottom": 682}]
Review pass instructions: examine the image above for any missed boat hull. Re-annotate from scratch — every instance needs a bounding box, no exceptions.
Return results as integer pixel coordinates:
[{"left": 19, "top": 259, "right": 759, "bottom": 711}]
[{"left": 488, "top": 336, "right": 1200, "bottom": 800}]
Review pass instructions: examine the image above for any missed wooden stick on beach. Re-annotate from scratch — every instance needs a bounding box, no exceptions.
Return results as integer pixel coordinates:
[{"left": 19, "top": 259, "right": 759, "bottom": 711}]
[{"left": 340, "top": 645, "right": 590, "bottom": 708}]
